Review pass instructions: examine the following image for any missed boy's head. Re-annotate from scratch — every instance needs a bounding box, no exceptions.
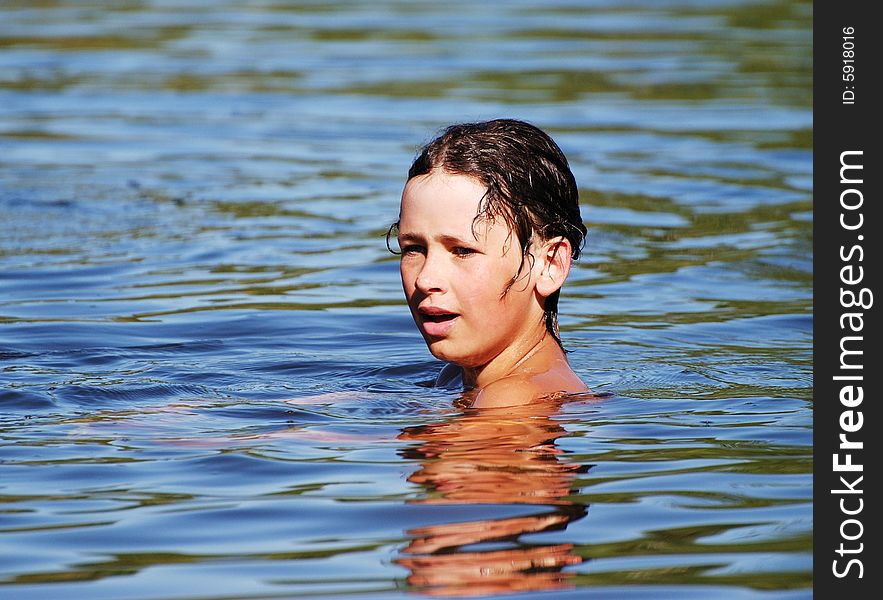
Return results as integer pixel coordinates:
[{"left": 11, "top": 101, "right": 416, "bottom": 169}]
[{"left": 394, "top": 119, "right": 586, "bottom": 347}]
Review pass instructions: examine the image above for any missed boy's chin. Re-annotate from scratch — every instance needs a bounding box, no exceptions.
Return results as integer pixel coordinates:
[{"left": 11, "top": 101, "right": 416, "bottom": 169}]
[
  {"left": 424, "top": 339, "right": 457, "bottom": 363},
  {"left": 424, "top": 340, "right": 482, "bottom": 369}
]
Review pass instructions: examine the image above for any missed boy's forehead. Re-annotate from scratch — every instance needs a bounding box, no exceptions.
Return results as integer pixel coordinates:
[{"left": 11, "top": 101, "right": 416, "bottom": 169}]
[
  {"left": 398, "top": 171, "right": 517, "bottom": 247},
  {"left": 401, "top": 175, "right": 479, "bottom": 217},
  {"left": 402, "top": 171, "right": 485, "bottom": 203}
]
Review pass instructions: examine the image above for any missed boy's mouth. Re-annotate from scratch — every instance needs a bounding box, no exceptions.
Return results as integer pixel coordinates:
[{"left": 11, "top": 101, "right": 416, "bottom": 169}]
[
  {"left": 421, "top": 312, "right": 458, "bottom": 323},
  {"left": 417, "top": 307, "right": 459, "bottom": 336}
]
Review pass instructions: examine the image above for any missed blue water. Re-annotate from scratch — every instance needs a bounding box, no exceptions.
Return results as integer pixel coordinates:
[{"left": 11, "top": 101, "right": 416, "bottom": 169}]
[{"left": 1, "top": 1, "right": 812, "bottom": 598}]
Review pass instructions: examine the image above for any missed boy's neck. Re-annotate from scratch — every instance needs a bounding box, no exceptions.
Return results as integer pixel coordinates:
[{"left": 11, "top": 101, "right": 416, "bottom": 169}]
[{"left": 461, "top": 327, "right": 562, "bottom": 389}]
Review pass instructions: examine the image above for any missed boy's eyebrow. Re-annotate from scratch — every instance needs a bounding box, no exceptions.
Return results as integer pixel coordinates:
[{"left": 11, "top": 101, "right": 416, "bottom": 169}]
[
  {"left": 396, "top": 232, "right": 423, "bottom": 242},
  {"left": 439, "top": 233, "right": 480, "bottom": 246},
  {"left": 397, "top": 232, "right": 479, "bottom": 245}
]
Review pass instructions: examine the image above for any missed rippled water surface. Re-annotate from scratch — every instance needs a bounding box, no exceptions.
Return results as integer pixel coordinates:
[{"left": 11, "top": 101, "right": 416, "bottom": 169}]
[{"left": 1, "top": 1, "right": 812, "bottom": 598}]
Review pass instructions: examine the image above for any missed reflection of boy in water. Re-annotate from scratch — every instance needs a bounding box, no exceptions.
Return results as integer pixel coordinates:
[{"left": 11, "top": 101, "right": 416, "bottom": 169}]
[
  {"left": 396, "top": 399, "right": 590, "bottom": 597},
  {"left": 389, "top": 119, "right": 590, "bottom": 408}
]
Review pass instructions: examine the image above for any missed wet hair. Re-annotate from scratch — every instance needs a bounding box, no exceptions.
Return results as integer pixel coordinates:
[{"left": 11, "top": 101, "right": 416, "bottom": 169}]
[{"left": 388, "top": 118, "right": 586, "bottom": 348}]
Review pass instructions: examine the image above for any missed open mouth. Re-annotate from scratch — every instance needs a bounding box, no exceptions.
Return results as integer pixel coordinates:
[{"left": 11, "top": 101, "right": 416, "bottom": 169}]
[
  {"left": 417, "top": 308, "right": 460, "bottom": 336},
  {"left": 421, "top": 313, "right": 458, "bottom": 324}
]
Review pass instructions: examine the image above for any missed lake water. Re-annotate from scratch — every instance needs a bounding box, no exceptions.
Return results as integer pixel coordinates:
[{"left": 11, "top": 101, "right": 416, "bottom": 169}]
[{"left": 0, "top": 1, "right": 812, "bottom": 598}]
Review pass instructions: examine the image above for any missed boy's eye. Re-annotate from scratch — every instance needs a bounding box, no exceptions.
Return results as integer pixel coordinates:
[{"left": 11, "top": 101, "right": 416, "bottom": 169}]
[
  {"left": 452, "top": 246, "right": 477, "bottom": 257},
  {"left": 401, "top": 244, "right": 426, "bottom": 256}
]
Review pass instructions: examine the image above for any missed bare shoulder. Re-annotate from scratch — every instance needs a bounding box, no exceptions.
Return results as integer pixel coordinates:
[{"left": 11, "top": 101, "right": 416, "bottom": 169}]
[
  {"left": 471, "top": 364, "right": 590, "bottom": 409},
  {"left": 470, "top": 374, "right": 547, "bottom": 408}
]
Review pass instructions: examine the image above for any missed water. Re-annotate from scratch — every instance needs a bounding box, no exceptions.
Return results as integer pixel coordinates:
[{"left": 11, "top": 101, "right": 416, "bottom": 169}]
[{"left": 1, "top": 1, "right": 812, "bottom": 598}]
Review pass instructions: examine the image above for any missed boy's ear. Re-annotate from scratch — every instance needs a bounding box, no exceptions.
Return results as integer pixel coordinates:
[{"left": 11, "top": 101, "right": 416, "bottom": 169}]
[{"left": 535, "top": 236, "right": 572, "bottom": 299}]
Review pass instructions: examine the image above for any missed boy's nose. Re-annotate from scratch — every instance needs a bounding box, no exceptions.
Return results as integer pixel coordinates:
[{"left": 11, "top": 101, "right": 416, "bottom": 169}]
[{"left": 415, "top": 255, "right": 446, "bottom": 293}]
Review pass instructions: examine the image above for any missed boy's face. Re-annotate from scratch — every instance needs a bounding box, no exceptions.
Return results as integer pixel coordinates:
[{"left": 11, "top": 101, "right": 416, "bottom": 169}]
[{"left": 397, "top": 170, "right": 543, "bottom": 368}]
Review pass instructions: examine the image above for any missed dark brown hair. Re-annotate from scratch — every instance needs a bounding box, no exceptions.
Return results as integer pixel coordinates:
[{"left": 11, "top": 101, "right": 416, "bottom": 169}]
[{"left": 389, "top": 118, "right": 586, "bottom": 348}]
